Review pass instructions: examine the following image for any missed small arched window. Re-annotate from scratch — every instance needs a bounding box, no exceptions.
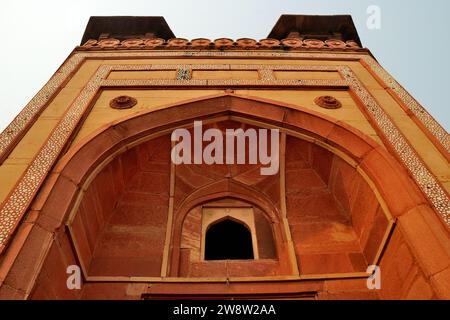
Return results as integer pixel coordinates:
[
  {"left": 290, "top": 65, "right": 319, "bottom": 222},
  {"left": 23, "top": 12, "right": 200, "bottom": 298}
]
[{"left": 204, "top": 219, "right": 254, "bottom": 261}]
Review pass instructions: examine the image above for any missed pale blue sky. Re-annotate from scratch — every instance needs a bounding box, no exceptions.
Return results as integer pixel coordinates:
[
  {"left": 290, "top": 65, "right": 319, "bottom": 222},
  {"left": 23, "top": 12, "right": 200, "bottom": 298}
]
[{"left": 0, "top": 0, "right": 449, "bottom": 131}]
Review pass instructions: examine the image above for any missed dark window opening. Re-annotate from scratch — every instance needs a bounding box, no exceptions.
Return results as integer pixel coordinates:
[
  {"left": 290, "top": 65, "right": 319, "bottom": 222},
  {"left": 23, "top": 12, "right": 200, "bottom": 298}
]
[{"left": 205, "top": 219, "right": 254, "bottom": 261}]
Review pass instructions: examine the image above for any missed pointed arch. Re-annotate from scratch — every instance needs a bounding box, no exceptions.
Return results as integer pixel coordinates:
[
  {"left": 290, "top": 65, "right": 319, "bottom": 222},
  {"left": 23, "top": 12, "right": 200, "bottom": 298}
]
[
  {"left": 49, "top": 93, "right": 424, "bottom": 222},
  {"left": 3, "top": 93, "right": 431, "bottom": 293}
]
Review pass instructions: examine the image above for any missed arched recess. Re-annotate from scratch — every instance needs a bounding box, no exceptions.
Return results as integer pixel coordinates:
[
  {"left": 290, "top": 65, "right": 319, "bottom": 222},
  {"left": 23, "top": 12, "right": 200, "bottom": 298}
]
[
  {"left": 169, "top": 181, "right": 287, "bottom": 277},
  {"left": 5, "top": 93, "right": 431, "bottom": 295},
  {"left": 205, "top": 218, "right": 254, "bottom": 261}
]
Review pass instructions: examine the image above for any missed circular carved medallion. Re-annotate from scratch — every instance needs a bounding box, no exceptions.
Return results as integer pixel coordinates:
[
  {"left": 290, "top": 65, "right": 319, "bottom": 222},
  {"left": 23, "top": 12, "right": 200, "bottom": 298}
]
[
  {"left": 82, "top": 39, "right": 98, "bottom": 47},
  {"left": 110, "top": 96, "right": 137, "bottom": 109},
  {"left": 214, "top": 38, "right": 234, "bottom": 48},
  {"left": 303, "top": 39, "right": 325, "bottom": 48},
  {"left": 346, "top": 40, "right": 360, "bottom": 48},
  {"left": 325, "top": 39, "right": 347, "bottom": 49},
  {"left": 236, "top": 38, "right": 257, "bottom": 48},
  {"left": 144, "top": 38, "right": 165, "bottom": 47},
  {"left": 98, "top": 38, "right": 120, "bottom": 48},
  {"left": 121, "top": 39, "right": 144, "bottom": 48},
  {"left": 191, "top": 38, "right": 212, "bottom": 48},
  {"left": 314, "top": 96, "right": 342, "bottom": 109},
  {"left": 259, "top": 38, "right": 281, "bottom": 48},
  {"left": 167, "top": 38, "right": 189, "bottom": 47},
  {"left": 281, "top": 38, "right": 303, "bottom": 48}
]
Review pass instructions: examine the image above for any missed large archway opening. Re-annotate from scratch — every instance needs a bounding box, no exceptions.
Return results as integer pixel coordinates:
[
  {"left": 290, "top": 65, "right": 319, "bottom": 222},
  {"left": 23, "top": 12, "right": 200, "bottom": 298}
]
[{"left": 24, "top": 94, "right": 424, "bottom": 300}]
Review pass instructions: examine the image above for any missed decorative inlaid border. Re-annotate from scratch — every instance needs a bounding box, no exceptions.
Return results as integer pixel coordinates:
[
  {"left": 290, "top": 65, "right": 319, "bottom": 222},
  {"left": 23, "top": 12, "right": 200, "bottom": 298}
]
[
  {"left": 0, "top": 51, "right": 448, "bottom": 252},
  {"left": 0, "top": 54, "right": 84, "bottom": 161},
  {"left": 0, "top": 66, "right": 109, "bottom": 248},
  {"left": 1, "top": 51, "right": 447, "bottom": 164},
  {"left": 101, "top": 64, "right": 450, "bottom": 225},
  {"left": 360, "top": 56, "right": 450, "bottom": 153},
  {"left": 103, "top": 64, "right": 347, "bottom": 88},
  {"left": 340, "top": 66, "right": 450, "bottom": 223}
]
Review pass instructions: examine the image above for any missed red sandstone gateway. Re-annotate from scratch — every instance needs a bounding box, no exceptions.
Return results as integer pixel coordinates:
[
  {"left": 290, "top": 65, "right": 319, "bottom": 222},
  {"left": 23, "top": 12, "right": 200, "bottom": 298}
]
[{"left": 0, "top": 15, "right": 449, "bottom": 301}]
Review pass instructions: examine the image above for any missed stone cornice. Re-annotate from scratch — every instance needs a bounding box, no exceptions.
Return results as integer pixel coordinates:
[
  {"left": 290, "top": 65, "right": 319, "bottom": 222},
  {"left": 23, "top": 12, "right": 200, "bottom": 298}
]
[{"left": 78, "top": 37, "right": 365, "bottom": 52}]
